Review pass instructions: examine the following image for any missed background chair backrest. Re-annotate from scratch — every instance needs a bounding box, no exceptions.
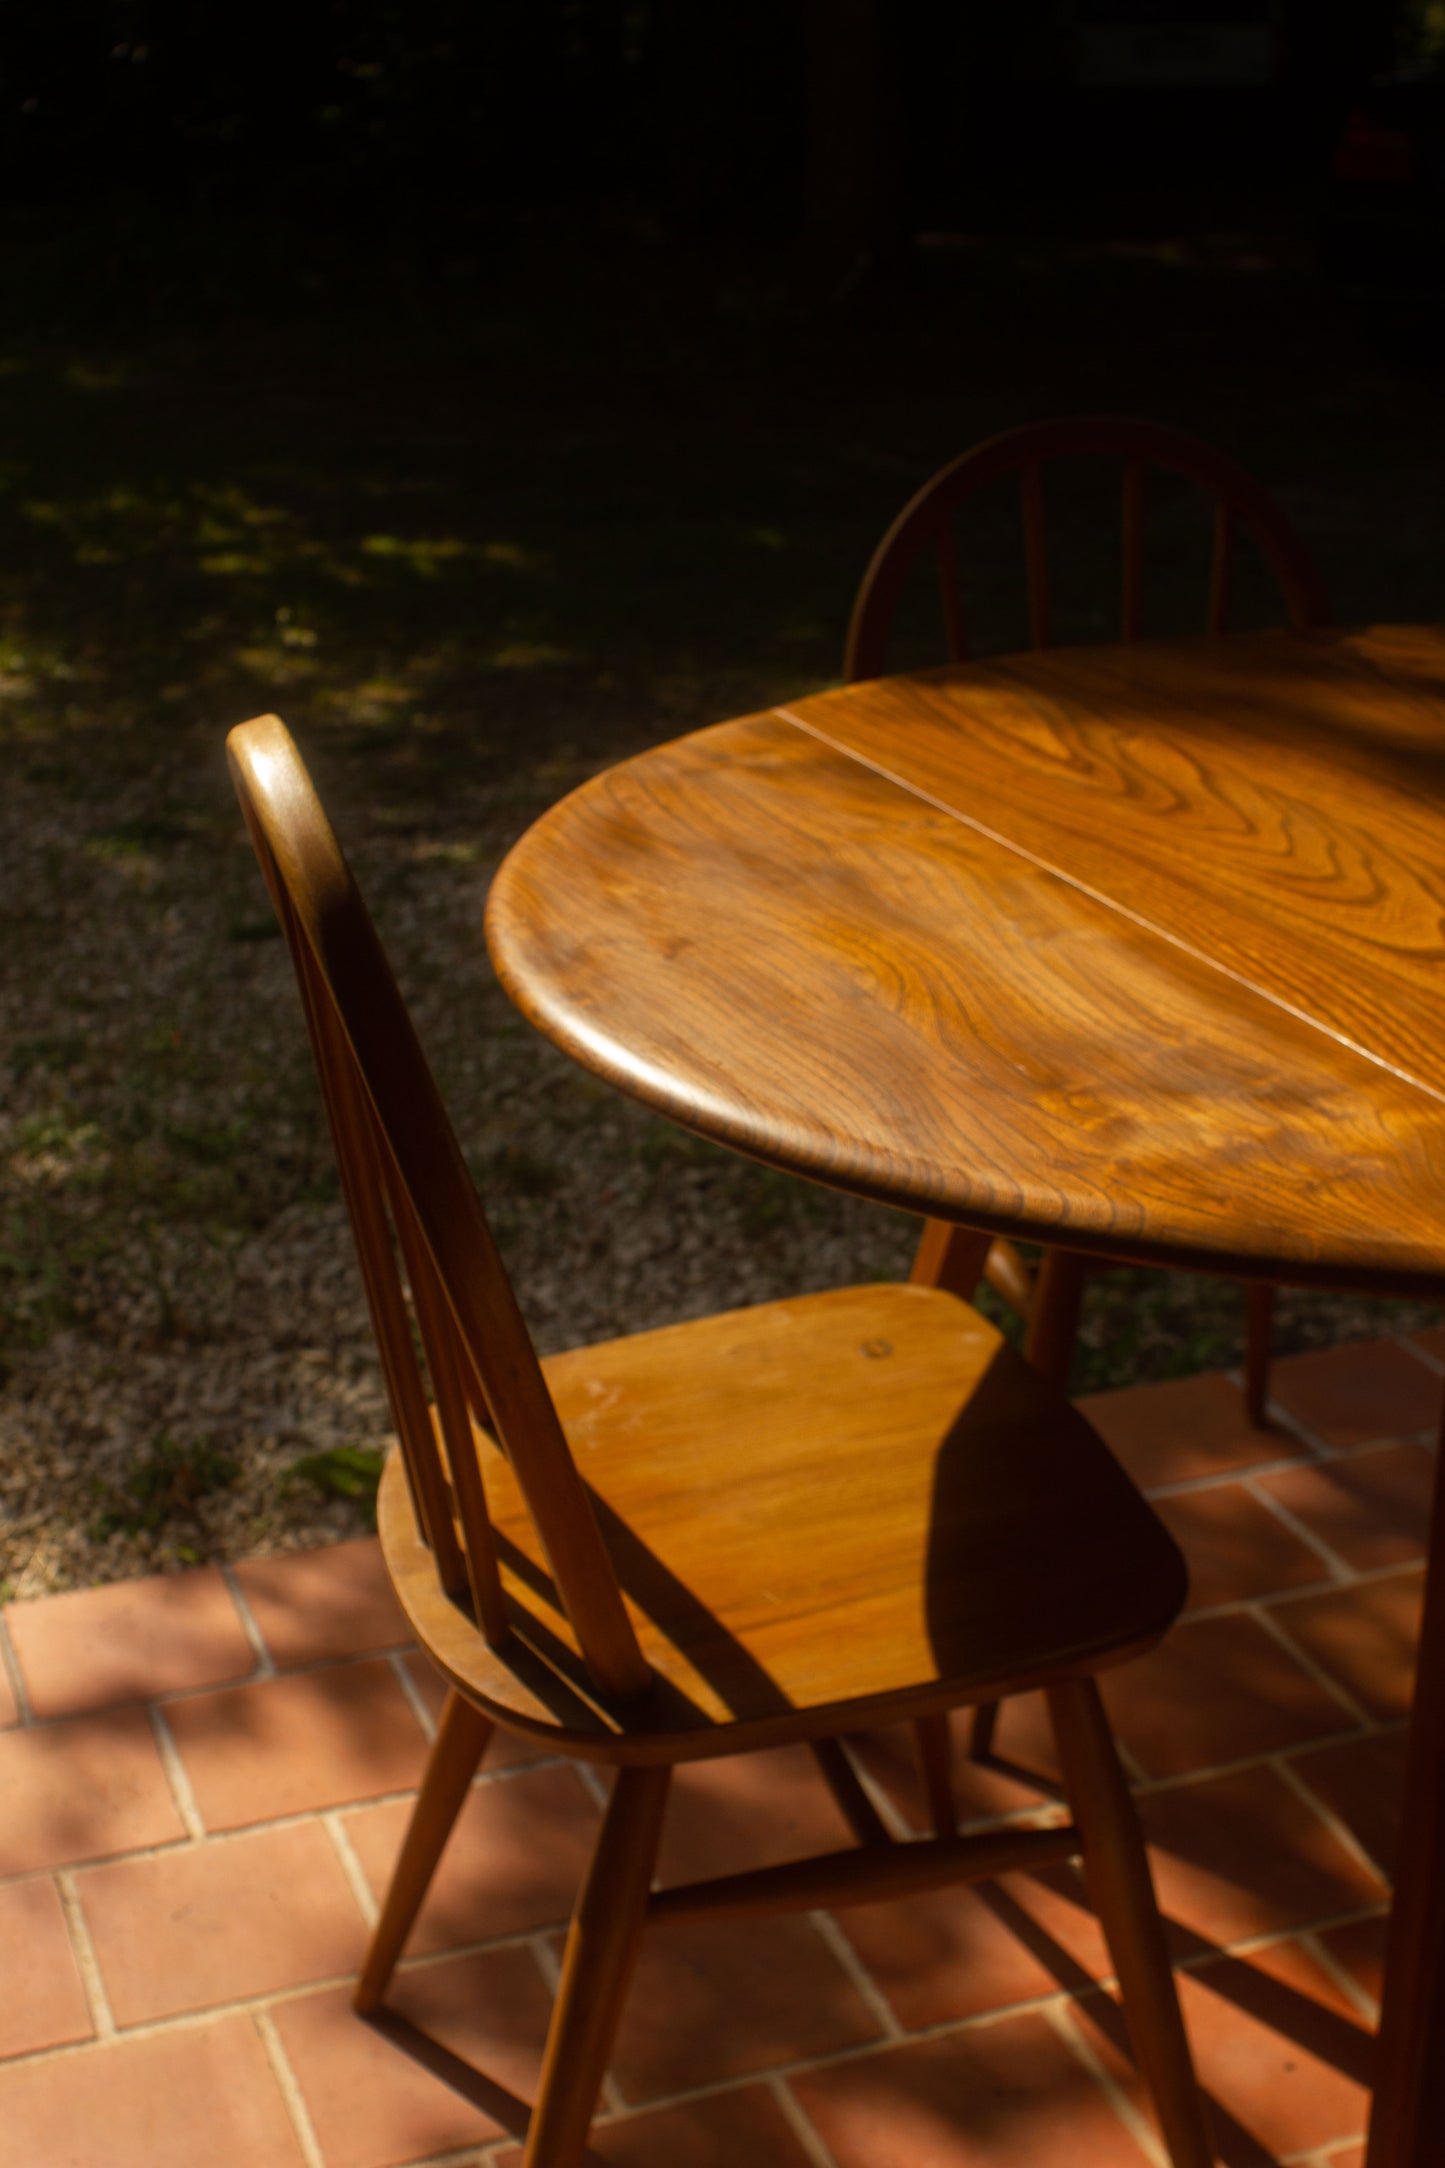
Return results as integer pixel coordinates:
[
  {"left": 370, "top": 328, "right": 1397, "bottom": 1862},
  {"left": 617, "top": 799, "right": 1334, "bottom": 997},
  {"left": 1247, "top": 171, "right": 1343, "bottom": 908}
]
[
  {"left": 844, "top": 415, "right": 1331, "bottom": 683},
  {"left": 227, "top": 714, "right": 651, "bottom": 1704}
]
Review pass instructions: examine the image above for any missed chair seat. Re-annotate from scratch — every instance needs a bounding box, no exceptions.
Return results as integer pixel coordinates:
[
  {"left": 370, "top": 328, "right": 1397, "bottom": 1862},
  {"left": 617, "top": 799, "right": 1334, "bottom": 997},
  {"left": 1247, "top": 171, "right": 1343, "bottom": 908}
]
[{"left": 380, "top": 1280, "right": 1186, "bottom": 1760}]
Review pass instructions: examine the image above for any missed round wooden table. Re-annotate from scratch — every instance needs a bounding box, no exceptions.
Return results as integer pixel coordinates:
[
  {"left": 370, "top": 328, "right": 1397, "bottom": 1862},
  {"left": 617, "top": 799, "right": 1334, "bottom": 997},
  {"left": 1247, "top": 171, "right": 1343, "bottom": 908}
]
[{"left": 486, "top": 623, "right": 1445, "bottom": 2168}]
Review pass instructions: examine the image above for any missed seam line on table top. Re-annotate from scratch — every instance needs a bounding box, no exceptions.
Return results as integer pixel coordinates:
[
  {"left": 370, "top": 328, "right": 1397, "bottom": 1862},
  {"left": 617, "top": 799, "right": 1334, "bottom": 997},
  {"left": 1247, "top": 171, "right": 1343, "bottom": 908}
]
[{"left": 773, "top": 702, "right": 1445, "bottom": 1113}]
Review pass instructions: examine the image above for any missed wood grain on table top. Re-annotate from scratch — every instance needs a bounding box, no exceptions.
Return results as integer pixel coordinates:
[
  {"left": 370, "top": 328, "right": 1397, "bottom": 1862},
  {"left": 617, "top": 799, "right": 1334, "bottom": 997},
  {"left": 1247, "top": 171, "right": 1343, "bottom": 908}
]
[
  {"left": 485, "top": 627, "right": 1445, "bottom": 1293},
  {"left": 783, "top": 625, "right": 1445, "bottom": 1105}
]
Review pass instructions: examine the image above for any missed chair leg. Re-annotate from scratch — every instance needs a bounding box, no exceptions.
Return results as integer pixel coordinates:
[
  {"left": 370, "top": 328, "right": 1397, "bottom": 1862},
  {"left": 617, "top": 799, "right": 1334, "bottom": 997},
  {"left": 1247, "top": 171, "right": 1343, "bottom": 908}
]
[
  {"left": 968, "top": 1700, "right": 1000, "bottom": 1760},
  {"left": 1243, "top": 1280, "right": 1276, "bottom": 1428},
  {"left": 913, "top": 1713, "right": 957, "bottom": 1835},
  {"left": 522, "top": 1762, "right": 671, "bottom": 2168},
  {"left": 1047, "top": 1678, "right": 1213, "bottom": 2168},
  {"left": 355, "top": 1688, "right": 493, "bottom": 2014},
  {"left": 908, "top": 1217, "right": 992, "bottom": 1299}
]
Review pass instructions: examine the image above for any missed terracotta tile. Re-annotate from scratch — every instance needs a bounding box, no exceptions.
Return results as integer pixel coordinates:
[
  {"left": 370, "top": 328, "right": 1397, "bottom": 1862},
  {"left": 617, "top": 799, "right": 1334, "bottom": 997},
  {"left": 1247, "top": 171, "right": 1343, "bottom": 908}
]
[
  {"left": 1291, "top": 1732, "right": 1407, "bottom": 1876},
  {"left": 962, "top": 1789, "right": 1383, "bottom": 2004},
  {"left": 400, "top": 1652, "right": 549, "bottom": 1767},
  {"left": 164, "top": 1658, "right": 428, "bottom": 1831},
  {"left": 847, "top": 1717, "right": 1057, "bottom": 1830},
  {"left": 493, "top": 2084, "right": 819, "bottom": 2168},
  {"left": 1137, "top": 1764, "right": 1387, "bottom": 1956},
  {"left": 656, "top": 1744, "right": 858, "bottom": 1883},
  {"left": 837, "top": 1879, "right": 1065, "bottom": 2030},
  {"left": 273, "top": 1946, "right": 551, "bottom": 2168},
  {"left": 981, "top": 1861, "right": 1114, "bottom": 1987},
  {"left": 0, "top": 1877, "right": 92, "bottom": 2054},
  {"left": 1318, "top": 1912, "right": 1389, "bottom": 2008},
  {"left": 1151, "top": 1484, "right": 1330, "bottom": 1610},
  {"left": 1270, "top": 1340, "right": 1442, "bottom": 1448},
  {"left": 1076, "top": 1372, "right": 1302, "bottom": 1489},
  {"left": 1269, "top": 1572, "right": 1424, "bottom": 1722},
  {"left": 1100, "top": 1615, "right": 1360, "bottom": 1779},
  {"left": 608, "top": 1913, "right": 884, "bottom": 2101},
  {"left": 232, "top": 1538, "right": 410, "bottom": 1668},
  {"left": 791, "top": 2012, "right": 1155, "bottom": 2167},
  {"left": 1257, "top": 1444, "right": 1436, "bottom": 1571},
  {"left": 4, "top": 1566, "right": 255, "bottom": 1719},
  {"left": 1324, "top": 2149, "right": 1367, "bottom": 2168},
  {"left": 1170, "top": 1937, "right": 1374, "bottom": 2163},
  {"left": 76, "top": 1820, "right": 369, "bottom": 2024},
  {"left": 0, "top": 1706, "right": 184, "bottom": 1872},
  {"left": 344, "top": 1763, "right": 600, "bottom": 1953},
  {"left": 0, "top": 2012, "right": 306, "bottom": 2166}
]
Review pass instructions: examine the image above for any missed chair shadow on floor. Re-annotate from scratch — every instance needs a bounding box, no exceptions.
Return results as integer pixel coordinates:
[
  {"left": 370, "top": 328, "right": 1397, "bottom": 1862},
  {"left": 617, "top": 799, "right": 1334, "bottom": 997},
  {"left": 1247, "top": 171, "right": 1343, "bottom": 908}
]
[{"left": 980, "top": 1871, "right": 1376, "bottom": 2166}]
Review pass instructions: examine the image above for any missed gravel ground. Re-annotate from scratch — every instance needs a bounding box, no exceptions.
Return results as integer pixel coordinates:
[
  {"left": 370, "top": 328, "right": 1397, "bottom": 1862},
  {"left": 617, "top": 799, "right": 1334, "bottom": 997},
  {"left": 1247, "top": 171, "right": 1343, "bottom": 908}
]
[{"left": 2, "top": 222, "right": 1442, "bottom": 1596}]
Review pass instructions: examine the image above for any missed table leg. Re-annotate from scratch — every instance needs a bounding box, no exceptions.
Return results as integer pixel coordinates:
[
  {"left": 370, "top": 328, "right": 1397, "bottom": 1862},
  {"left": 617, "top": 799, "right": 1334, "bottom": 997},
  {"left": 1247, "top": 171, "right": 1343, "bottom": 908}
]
[
  {"left": 1024, "top": 1247, "right": 1089, "bottom": 1388},
  {"left": 1364, "top": 1390, "right": 1445, "bottom": 2168}
]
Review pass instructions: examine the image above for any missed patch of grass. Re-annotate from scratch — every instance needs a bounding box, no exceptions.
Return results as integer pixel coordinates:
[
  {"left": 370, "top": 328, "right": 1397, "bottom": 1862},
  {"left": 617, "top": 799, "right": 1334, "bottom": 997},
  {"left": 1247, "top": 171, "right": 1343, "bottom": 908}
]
[
  {"left": 91, "top": 1433, "right": 239, "bottom": 1540},
  {"left": 286, "top": 1444, "right": 386, "bottom": 1508}
]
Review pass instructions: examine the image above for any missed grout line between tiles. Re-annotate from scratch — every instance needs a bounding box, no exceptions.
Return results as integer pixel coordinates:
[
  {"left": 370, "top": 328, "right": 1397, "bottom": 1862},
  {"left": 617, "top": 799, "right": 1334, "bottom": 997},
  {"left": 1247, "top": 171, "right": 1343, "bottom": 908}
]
[
  {"left": 400, "top": 2148, "right": 494, "bottom": 2168},
  {"left": 323, "top": 1809, "right": 380, "bottom": 1930},
  {"left": 572, "top": 1760, "right": 610, "bottom": 1814},
  {"left": 1271, "top": 1752, "right": 1393, "bottom": 1888},
  {"left": 1246, "top": 1601, "right": 1376, "bottom": 1730},
  {"left": 843, "top": 1746, "right": 916, "bottom": 1844},
  {"left": 1125, "top": 1723, "right": 1372, "bottom": 1798},
  {"left": 1257, "top": 1401, "right": 1338, "bottom": 1458},
  {"left": 1296, "top": 1926, "right": 1381, "bottom": 2029},
  {"left": 0, "top": 1611, "right": 33, "bottom": 1726},
  {"left": 1142, "top": 1448, "right": 1326, "bottom": 1500},
  {"left": 220, "top": 1565, "right": 278, "bottom": 1678},
  {"left": 254, "top": 2006, "right": 327, "bottom": 2168},
  {"left": 2, "top": 1916, "right": 593, "bottom": 2081},
  {"left": 0, "top": 1923, "right": 565, "bottom": 2076},
  {"left": 1394, "top": 1327, "right": 1445, "bottom": 1378},
  {"left": 147, "top": 1703, "right": 207, "bottom": 1840},
  {"left": 1171, "top": 1901, "right": 1390, "bottom": 1976},
  {"left": 769, "top": 2072, "right": 845, "bottom": 2168},
  {"left": 55, "top": 1870, "right": 116, "bottom": 2039},
  {"left": 0, "top": 1641, "right": 425, "bottom": 1735},
  {"left": 1042, "top": 1996, "right": 1168, "bottom": 2168},
  {"left": 807, "top": 1909, "right": 904, "bottom": 2043},
  {"left": 0, "top": 1781, "right": 435, "bottom": 1890},
  {"left": 1240, "top": 1477, "right": 1358, "bottom": 1582},
  {"left": 391, "top": 1650, "right": 439, "bottom": 1742}
]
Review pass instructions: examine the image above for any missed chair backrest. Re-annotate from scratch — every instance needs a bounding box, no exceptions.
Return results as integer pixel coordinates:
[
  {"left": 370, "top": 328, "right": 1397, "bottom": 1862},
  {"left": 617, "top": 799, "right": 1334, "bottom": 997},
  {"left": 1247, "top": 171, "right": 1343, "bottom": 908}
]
[
  {"left": 227, "top": 714, "right": 651, "bottom": 1704},
  {"left": 844, "top": 415, "right": 1332, "bottom": 682}
]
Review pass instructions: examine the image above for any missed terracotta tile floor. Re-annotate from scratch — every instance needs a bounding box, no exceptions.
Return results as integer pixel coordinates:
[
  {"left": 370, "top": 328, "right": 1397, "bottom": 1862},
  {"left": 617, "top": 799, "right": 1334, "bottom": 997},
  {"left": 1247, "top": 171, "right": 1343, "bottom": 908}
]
[{"left": 0, "top": 1334, "right": 1436, "bottom": 2168}]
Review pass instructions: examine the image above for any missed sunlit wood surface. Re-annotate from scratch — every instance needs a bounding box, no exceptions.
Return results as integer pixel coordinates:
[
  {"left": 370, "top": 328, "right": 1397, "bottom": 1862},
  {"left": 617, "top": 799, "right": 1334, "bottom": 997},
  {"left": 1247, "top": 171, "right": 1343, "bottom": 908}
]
[{"left": 488, "top": 625, "right": 1445, "bottom": 1295}]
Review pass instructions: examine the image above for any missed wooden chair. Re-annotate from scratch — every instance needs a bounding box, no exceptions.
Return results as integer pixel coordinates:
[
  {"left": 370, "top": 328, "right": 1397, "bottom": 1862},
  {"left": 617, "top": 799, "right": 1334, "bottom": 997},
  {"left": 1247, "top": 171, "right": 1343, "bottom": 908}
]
[
  {"left": 228, "top": 711, "right": 1215, "bottom": 2168},
  {"left": 846, "top": 415, "right": 1334, "bottom": 1429}
]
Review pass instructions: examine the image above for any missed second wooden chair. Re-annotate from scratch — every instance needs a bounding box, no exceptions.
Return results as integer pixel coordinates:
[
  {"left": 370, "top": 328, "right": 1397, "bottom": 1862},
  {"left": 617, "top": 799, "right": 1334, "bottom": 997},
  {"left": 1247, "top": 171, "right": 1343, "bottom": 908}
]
[{"left": 846, "top": 415, "right": 1333, "bottom": 1425}]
